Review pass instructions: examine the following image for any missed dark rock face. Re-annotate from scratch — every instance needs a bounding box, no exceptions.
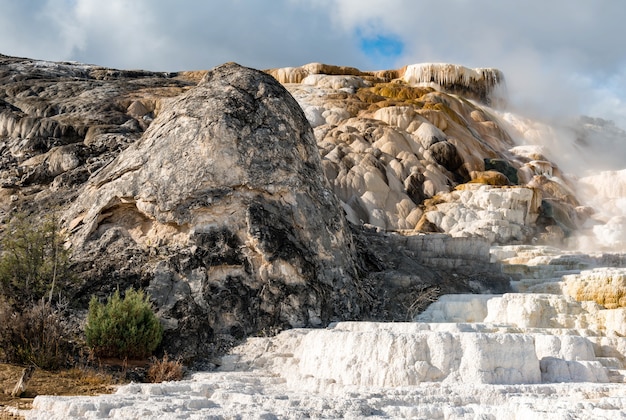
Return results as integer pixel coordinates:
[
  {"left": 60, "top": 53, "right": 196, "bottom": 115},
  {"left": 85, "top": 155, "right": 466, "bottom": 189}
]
[
  {"left": 484, "top": 158, "right": 519, "bottom": 185},
  {"left": 429, "top": 141, "right": 463, "bottom": 172},
  {"left": 352, "top": 226, "right": 510, "bottom": 321}
]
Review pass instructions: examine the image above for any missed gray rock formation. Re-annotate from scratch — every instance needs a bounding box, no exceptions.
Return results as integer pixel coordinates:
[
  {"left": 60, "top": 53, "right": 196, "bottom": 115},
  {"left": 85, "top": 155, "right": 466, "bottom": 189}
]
[
  {"left": 0, "top": 53, "right": 195, "bottom": 215},
  {"left": 65, "top": 63, "right": 370, "bottom": 359},
  {"left": 0, "top": 55, "right": 511, "bottom": 362}
]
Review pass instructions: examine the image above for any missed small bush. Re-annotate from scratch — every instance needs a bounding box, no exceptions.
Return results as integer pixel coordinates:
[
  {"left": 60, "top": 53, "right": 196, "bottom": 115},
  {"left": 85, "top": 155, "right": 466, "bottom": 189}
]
[
  {"left": 0, "top": 299, "right": 72, "bottom": 370},
  {"left": 147, "top": 353, "right": 184, "bottom": 383},
  {"left": 0, "top": 214, "right": 73, "bottom": 306},
  {"left": 85, "top": 288, "right": 163, "bottom": 360}
]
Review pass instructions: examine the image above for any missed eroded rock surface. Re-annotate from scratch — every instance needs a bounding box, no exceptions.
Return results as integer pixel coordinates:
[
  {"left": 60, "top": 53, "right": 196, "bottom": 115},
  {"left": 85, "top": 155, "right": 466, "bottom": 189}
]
[
  {"left": 276, "top": 62, "right": 601, "bottom": 247},
  {"left": 64, "top": 63, "right": 369, "bottom": 359},
  {"left": 0, "top": 53, "right": 198, "bottom": 215},
  {"left": 3, "top": 54, "right": 625, "bottom": 368},
  {"left": 5, "top": 55, "right": 626, "bottom": 420},
  {"left": 28, "top": 252, "right": 626, "bottom": 419}
]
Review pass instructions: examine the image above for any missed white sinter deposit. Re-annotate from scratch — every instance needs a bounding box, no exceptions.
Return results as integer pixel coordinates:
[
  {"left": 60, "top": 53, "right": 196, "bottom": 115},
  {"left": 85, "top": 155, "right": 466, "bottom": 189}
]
[
  {"left": 24, "top": 246, "right": 626, "bottom": 419},
  {"left": 576, "top": 169, "right": 626, "bottom": 250},
  {"left": 402, "top": 63, "right": 504, "bottom": 99}
]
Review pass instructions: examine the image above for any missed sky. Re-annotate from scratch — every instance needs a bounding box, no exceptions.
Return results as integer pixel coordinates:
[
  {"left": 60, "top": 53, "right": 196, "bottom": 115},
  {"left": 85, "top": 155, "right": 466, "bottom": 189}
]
[{"left": 1, "top": 0, "right": 625, "bottom": 129}]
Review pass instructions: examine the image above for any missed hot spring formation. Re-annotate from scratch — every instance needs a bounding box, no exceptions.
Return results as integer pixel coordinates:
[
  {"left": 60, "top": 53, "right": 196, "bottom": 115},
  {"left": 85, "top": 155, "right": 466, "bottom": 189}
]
[{"left": 0, "top": 54, "right": 625, "bottom": 418}]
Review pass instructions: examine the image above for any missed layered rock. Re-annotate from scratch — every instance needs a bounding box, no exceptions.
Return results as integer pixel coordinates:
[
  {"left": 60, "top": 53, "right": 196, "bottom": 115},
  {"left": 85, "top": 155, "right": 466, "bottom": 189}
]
[
  {"left": 1, "top": 55, "right": 620, "bottom": 255},
  {"left": 0, "top": 55, "right": 520, "bottom": 363},
  {"left": 401, "top": 63, "right": 505, "bottom": 104},
  {"left": 2, "top": 54, "right": 625, "bottom": 373},
  {"left": 296, "top": 322, "right": 543, "bottom": 386},
  {"left": 422, "top": 184, "right": 541, "bottom": 243},
  {"left": 0, "top": 54, "right": 196, "bottom": 215},
  {"left": 562, "top": 268, "right": 626, "bottom": 309},
  {"left": 277, "top": 62, "right": 593, "bottom": 247},
  {"left": 352, "top": 229, "right": 510, "bottom": 321},
  {"left": 267, "top": 62, "right": 504, "bottom": 104},
  {"left": 28, "top": 372, "right": 626, "bottom": 419},
  {"left": 6, "top": 55, "right": 626, "bottom": 419}
]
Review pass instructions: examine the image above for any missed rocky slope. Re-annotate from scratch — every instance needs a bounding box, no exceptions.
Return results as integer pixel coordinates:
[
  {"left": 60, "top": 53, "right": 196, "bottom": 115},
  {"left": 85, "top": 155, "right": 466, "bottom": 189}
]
[
  {"left": 272, "top": 62, "right": 591, "bottom": 246},
  {"left": 1, "top": 54, "right": 624, "bottom": 365}
]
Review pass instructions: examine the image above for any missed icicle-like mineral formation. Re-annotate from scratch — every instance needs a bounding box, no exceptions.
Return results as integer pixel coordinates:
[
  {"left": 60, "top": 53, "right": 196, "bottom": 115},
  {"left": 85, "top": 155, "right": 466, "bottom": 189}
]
[
  {"left": 267, "top": 62, "right": 505, "bottom": 104},
  {"left": 402, "top": 63, "right": 505, "bottom": 104}
]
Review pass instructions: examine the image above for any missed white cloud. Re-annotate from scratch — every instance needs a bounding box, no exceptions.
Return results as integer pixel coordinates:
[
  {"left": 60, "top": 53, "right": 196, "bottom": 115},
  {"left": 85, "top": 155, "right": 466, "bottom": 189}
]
[
  {"left": 0, "top": 1, "right": 67, "bottom": 60},
  {"left": 310, "top": 0, "right": 626, "bottom": 127},
  {"left": 0, "top": 0, "right": 369, "bottom": 71},
  {"left": 0, "top": 0, "right": 625, "bottom": 127},
  {"left": 587, "top": 69, "right": 626, "bottom": 130}
]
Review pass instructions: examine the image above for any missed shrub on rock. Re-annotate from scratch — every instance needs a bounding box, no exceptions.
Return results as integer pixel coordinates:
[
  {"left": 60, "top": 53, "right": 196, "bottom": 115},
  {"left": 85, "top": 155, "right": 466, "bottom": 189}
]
[{"left": 85, "top": 288, "right": 163, "bottom": 359}]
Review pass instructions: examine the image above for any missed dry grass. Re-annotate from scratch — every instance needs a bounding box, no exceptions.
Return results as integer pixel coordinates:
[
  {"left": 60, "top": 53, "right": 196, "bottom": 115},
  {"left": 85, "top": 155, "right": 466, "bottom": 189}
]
[
  {"left": 147, "top": 354, "right": 185, "bottom": 383},
  {"left": 0, "top": 363, "right": 119, "bottom": 418},
  {"left": 405, "top": 286, "right": 441, "bottom": 321}
]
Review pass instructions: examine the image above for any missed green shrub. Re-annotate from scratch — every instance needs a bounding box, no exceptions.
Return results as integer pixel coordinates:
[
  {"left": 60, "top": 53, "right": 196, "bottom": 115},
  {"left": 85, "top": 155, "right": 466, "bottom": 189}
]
[
  {"left": 85, "top": 288, "right": 163, "bottom": 360},
  {"left": 0, "top": 298, "right": 72, "bottom": 370},
  {"left": 0, "top": 214, "right": 73, "bottom": 306}
]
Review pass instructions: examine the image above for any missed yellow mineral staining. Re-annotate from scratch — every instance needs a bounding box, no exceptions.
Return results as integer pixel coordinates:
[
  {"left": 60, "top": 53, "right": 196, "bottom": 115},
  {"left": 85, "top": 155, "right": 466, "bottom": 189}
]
[
  {"left": 267, "top": 63, "right": 402, "bottom": 85},
  {"left": 118, "top": 83, "right": 194, "bottom": 120},
  {"left": 468, "top": 170, "right": 511, "bottom": 186},
  {"left": 266, "top": 63, "right": 364, "bottom": 84},
  {"left": 564, "top": 270, "right": 626, "bottom": 309},
  {"left": 528, "top": 175, "right": 579, "bottom": 206},
  {"left": 368, "top": 83, "right": 433, "bottom": 101},
  {"left": 400, "top": 63, "right": 505, "bottom": 104},
  {"left": 420, "top": 102, "right": 464, "bottom": 126},
  {"left": 266, "top": 66, "right": 310, "bottom": 84},
  {"left": 302, "top": 63, "right": 363, "bottom": 77},
  {"left": 176, "top": 70, "right": 209, "bottom": 83},
  {"left": 269, "top": 62, "right": 504, "bottom": 104},
  {"left": 267, "top": 61, "right": 583, "bottom": 238},
  {"left": 401, "top": 63, "right": 503, "bottom": 89},
  {"left": 415, "top": 109, "right": 449, "bottom": 131},
  {"left": 414, "top": 212, "right": 442, "bottom": 232},
  {"left": 356, "top": 83, "right": 434, "bottom": 115}
]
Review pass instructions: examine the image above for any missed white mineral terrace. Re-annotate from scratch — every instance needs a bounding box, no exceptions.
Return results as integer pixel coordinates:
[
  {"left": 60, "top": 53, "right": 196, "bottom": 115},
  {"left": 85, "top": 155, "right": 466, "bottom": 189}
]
[
  {"left": 402, "top": 63, "right": 504, "bottom": 89},
  {"left": 23, "top": 246, "right": 626, "bottom": 419}
]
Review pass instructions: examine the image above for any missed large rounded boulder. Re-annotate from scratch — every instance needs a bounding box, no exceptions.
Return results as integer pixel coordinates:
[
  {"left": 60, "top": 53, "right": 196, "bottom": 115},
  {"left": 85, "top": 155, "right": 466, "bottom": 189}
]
[{"left": 66, "top": 63, "right": 362, "bottom": 360}]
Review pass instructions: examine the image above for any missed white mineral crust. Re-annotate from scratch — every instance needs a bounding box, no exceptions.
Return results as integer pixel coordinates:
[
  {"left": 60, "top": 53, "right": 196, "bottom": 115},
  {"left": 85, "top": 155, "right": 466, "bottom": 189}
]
[{"left": 26, "top": 246, "right": 626, "bottom": 419}]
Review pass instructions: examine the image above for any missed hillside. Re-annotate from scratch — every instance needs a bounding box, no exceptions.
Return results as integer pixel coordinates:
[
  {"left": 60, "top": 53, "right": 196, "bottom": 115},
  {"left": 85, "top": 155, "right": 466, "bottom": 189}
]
[
  {"left": 0, "top": 55, "right": 525, "bottom": 361},
  {"left": 1, "top": 54, "right": 625, "bottom": 418}
]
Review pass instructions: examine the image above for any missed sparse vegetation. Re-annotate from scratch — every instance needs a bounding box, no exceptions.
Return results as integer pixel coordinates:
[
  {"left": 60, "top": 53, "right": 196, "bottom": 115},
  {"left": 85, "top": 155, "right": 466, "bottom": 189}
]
[
  {"left": 147, "top": 353, "right": 184, "bottom": 383},
  {"left": 85, "top": 288, "right": 163, "bottom": 360},
  {"left": 0, "top": 215, "right": 75, "bottom": 372},
  {"left": 0, "top": 214, "right": 73, "bottom": 307},
  {"left": 0, "top": 212, "right": 180, "bottom": 408},
  {"left": 405, "top": 286, "right": 440, "bottom": 321},
  {"left": 0, "top": 362, "right": 119, "bottom": 413},
  {"left": 0, "top": 298, "right": 72, "bottom": 370}
]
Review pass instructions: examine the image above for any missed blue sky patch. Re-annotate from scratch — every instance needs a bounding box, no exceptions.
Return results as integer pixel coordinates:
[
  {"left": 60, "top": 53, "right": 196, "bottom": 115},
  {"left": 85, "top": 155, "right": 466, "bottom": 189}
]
[{"left": 358, "top": 33, "right": 404, "bottom": 69}]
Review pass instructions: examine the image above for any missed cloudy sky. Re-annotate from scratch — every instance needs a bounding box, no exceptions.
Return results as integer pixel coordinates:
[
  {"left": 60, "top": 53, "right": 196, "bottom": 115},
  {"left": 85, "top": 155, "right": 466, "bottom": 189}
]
[{"left": 1, "top": 0, "right": 625, "bottom": 128}]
